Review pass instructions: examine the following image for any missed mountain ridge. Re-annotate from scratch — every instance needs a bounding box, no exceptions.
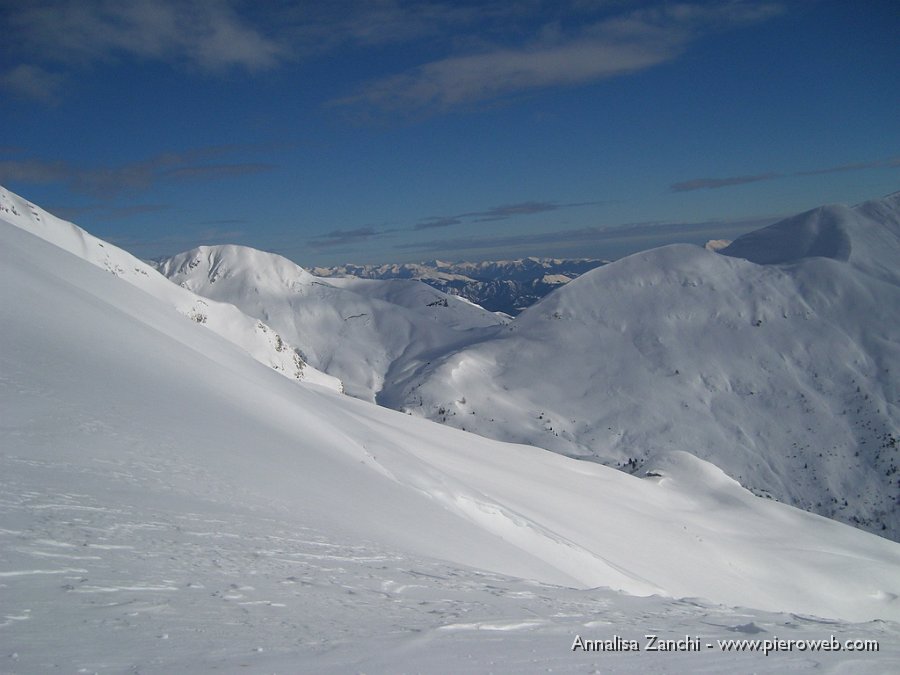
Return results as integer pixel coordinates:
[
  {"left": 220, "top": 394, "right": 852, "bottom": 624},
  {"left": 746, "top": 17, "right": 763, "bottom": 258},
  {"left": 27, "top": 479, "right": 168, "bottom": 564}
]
[
  {"left": 313, "top": 257, "right": 608, "bottom": 315},
  {"left": 386, "top": 194, "right": 900, "bottom": 538},
  {"left": 3, "top": 201, "right": 900, "bottom": 621},
  {"left": 3, "top": 184, "right": 900, "bottom": 670},
  {"left": 149, "top": 191, "right": 900, "bottom": 539},
  {"left": 0, "top": 186, "right": 342, "bottom": 392},
  {"left": 155, "top": 244, "right": 505, "bottom": 401}
]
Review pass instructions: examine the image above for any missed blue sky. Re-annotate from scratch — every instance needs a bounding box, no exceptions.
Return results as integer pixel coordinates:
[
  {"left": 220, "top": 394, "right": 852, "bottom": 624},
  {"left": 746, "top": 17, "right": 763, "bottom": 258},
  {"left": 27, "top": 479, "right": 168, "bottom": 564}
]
[{"left": 1, "top": 0, "right": 898, "bottom": 266}]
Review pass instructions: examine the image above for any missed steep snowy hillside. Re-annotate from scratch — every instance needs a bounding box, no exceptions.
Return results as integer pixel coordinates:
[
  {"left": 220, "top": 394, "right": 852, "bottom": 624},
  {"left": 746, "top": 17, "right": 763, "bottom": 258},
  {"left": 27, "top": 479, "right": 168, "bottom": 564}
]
[
  {"left": 391, "top": 194, "right": 900, "bottom": 539},
  {"left": 156, "top": 246, "right": 504, "bottom": 400},
  {"left": 3, "top": 192, "right": 900, "bottom": 672},
  {"left": 0, "top": 186, "right": 341, "bottom": 392},
  {"left": 314, "top": 257, "right": 608, "bottom": 314}
]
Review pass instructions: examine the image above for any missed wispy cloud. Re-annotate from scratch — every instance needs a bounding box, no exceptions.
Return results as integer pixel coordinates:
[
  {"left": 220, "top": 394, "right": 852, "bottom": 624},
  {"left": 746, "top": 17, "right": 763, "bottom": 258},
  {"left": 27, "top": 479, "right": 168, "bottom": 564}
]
[
  {"left": 414, "top": 200, "right": 602, "bottom": 230},
  {"left": 0, "top": 147, "right": 276, "bottom": 198},
  {"left": 671, "top": 156, "right": 900, "bottom": 192},
  {"left": 304, "top": 198, "right": 604, "bottom": 251},
  {"left": 0, "top": 0, "right": 505, "bottom": 108},
  {"left": 6, "top": 0, "right": 287, "bottom": 72},
  {"left": 3, "top": 1, "right": 784, "bottom": 113},
  {"left": 397, "top": 215, "right": 780, "bottom": 258},
  {"left": 333, "top": 2, "right": 783, "bottom": 113},
  {"left": 415, "top": 216, "right": 464, "bottom": 230},
  {"left": 336, "top": 37, "right": 676, "bottom": 112},
  {"left": 2, "top": 0, "right": 487, "bottom": 100},
  {"left": 307, "top": 226, "right": 383, "bottom": 249},
  {"left": 671, "top": 172, "right": 780, "bottom": 192},
  {"left": 795, "top": 156, "right": 900, "bottom": 176},
  {"left": 468, "top": 200, "right": 598, "bottom": 222},
  {"left": 282, "top": 1, "right": 487, "bottom": 54},
  {"left": 0, "top": 64, "right": 64, "bottom": 103}
]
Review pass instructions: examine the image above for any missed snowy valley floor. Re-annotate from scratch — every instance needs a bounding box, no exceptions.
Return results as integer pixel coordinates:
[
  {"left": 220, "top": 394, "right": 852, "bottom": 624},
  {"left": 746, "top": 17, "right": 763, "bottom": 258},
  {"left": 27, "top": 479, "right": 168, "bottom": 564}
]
[{"left": 2, "top": 454, "right": 898, "bottom": 674}]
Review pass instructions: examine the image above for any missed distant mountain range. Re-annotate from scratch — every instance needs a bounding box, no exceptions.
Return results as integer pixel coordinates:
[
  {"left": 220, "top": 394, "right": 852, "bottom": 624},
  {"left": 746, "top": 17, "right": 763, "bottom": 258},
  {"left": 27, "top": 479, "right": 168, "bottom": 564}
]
[{"left": 312, "top": 258, "right": 608, "bottom": 315}]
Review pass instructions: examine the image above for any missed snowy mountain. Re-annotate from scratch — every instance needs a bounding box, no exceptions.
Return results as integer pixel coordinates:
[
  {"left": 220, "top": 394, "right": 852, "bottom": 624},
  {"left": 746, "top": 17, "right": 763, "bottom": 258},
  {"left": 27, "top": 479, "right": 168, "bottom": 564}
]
[
  {"left": 313, "top": 257, "right": 608, "bottom": 315},
  {"left": 155, "top": 246, "right": 504, "bottom": 401},
  {"left": 0, "top": 187, "right": 341, "bottom": 392},
  {"left": 386, "top": 193, "right": 900, "bottom": 540},
  {"left": 2, "top": 185, "right": 900, "bottom": 671}
]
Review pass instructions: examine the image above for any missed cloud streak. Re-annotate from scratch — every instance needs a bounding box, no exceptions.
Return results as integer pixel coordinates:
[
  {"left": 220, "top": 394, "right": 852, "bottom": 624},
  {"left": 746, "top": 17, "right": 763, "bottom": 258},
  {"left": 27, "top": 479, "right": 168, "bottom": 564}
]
[
  {"left": 672, "top": 156, "right": 900, "bottom": 192},
  {"left": 333, "top": 2, "right": 783, "bottom": 113},
  {"left": 337, "top": 37, "right": 676, "bottom": 112},
  {"left": 307, "top": 226, "right": 383, "bottom": 249},
  {"left": 5, "top": 0, "right": 286, "bottom": 72},
  {"left": 0, "top": 147, "right": 276, "bottom": 198},
  {"left": 397, "top": 215, "right": 780, "bottom": 258},
  {"left": 280, "top": 1, "right": 487, "bottom": 55},
  {"left": 305, "top": 198, "right": 606, "bottom": 251},
  {"left": 0, "top": 63, "right": 64, "bottom": 103},
  {"left": 414, "top": 200, "right": 602, "bottom": 230},
  {"left": 671, "top": 172, "right": 780, "bottom": 192},
  {"left": 415, "top": 216, "right": 463, "bottom": 230},
  {"left": 795, "top": 156, "right": 900, "bottom": 176},
  {"left": 3, "top": 1, "right": 784, "bottom": 113}
]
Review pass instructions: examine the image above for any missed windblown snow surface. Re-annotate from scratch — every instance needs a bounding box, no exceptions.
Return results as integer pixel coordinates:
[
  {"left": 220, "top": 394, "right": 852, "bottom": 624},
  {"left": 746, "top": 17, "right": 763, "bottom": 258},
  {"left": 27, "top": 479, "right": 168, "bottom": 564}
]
[
  {"left": 2, "top": 186, "right": 900, "bottom": 673},
  {"left": 383, "top": 194, "right": 900, "bottom": 540}
]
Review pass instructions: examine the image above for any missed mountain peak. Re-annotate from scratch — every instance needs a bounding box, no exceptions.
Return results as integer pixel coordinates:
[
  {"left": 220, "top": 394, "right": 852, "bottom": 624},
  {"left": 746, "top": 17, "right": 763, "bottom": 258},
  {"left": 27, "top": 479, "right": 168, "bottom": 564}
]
[
  {"left": 721, "top": 194, "right": 900, "bottom": 278},
  {"left": 0, "top": 185, "right": 342, "bottom": 392},
  {"left": 720, "top": 203, "right": 854, "bottom": 265}
]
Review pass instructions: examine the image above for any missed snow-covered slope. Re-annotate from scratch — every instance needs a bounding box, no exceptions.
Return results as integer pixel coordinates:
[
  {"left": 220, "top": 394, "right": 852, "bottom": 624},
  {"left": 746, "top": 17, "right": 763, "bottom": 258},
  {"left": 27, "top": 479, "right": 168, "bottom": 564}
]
[
  {"left": 155, "top": 245, "right": 504, "bottom": 400},
  {"left": 0, "top": 187, "right": 341, "bottom": 392},
  {"left": 390, "top": 194, "right": 900, "bottom": 539},
  {"left": 3, "top": 192, "right": 900, "bottom": 671}
]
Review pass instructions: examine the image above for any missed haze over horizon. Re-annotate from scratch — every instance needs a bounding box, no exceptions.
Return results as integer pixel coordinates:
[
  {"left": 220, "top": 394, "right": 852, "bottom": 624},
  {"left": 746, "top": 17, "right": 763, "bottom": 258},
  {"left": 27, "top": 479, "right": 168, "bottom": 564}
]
[{"left": 1, "top": 0, "right": 898, "bottom": 266}]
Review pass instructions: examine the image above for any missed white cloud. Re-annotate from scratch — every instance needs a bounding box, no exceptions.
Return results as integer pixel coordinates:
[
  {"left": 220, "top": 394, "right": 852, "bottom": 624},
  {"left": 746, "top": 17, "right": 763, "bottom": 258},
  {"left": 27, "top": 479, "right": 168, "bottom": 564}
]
[
  {"left": 334, "top": 1, "right": 783, "bottom": 112},
  {"left": 352, "top": 38, "right": 675, "bottom": 110},
  {"left": 8, "top": 0, "right": 286, "bottom": 72},
  {"left": 0, "top": 64, "right": 63, "bottom": 103}
]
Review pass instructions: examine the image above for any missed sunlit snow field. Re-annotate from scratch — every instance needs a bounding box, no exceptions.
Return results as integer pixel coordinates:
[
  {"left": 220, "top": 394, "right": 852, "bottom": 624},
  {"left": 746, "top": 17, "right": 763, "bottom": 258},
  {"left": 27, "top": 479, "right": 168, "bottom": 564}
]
[{"left": 2, "top": 186, "right": 899, "bottom": 673}]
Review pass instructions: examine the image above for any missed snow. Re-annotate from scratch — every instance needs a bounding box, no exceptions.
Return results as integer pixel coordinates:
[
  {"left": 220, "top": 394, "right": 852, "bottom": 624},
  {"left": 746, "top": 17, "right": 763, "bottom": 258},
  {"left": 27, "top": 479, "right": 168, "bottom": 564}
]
[
  {"left": 2, "top": 186, "right": 900, "bottom": 672},
  {"left": 314, "top": 257, "right": 608, "bottom": 314},
  {"left": 705, "top": 238, "right": 732, "bottom": 251},
  {"left": 721, "top": 204, "right": 855, "bottom": 264},
  {"left": 0, "top": 187, "right": 342, "bottom": 393},
  {"left": 155, "top": 245, "right": 504, "bottom": 401},
  {"left": 388, "top": 195, "right": 900, "bottom": 539}
]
